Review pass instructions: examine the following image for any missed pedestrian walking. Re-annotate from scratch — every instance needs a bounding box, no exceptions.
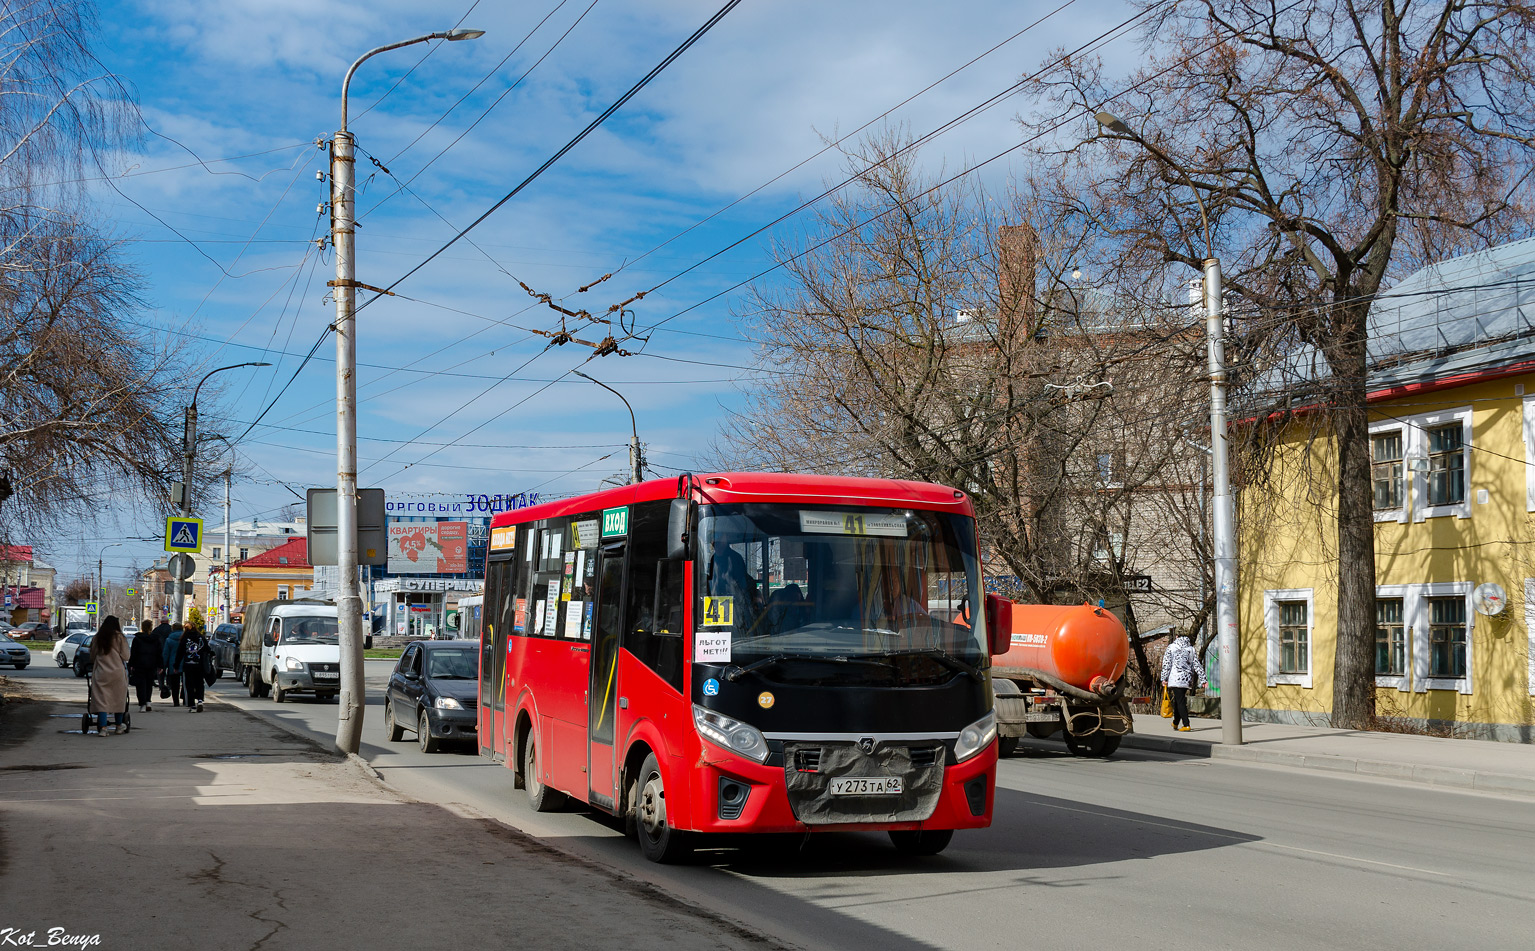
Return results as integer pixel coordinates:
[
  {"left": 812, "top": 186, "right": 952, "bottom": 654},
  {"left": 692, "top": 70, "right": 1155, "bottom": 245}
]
[
  {"left": 128, "top": 620, "right": 159, "bottom": 712},
  {"left": 1159, "top": 633, "right": 1208, "bottom": 732},
  {"left": 160, "top": 622, "right": 184, "bottom": 707},
  {"left": 174, "top": 622, "right": 210, "bottom": 713},
  {"left": 87, "top": 616, "right": 130, "bottom": 735}
]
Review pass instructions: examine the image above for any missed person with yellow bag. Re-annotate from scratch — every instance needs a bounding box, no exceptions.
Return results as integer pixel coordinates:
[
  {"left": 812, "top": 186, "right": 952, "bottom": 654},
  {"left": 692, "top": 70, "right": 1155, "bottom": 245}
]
[{"left": 1159, "top": 633, "right": 1207, "bottom": 732}]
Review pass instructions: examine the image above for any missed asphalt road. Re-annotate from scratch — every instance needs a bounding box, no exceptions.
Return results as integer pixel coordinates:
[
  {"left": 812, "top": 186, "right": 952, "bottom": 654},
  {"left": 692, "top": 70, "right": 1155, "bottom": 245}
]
[{"left": 12, "top": 651, "right": 1534, "bottom": 950}]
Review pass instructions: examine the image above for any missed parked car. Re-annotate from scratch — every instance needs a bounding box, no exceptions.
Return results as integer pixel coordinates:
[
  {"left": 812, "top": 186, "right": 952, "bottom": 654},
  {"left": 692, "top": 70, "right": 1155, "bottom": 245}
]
[
  {"left": 383, "top": 641, "right": 478, "bottom": 753},
  {"left": 1, "top": 638, "right": 28, "bottom": 669},
  {"left": 72, "top": 633, "right": 134, "bottom": 678},
  {"left": 52, "top": 631, "right": 90, "bottom": 668},
  {"left": 14, "top": 621, "right": 51, "bottom": 639},
  {"left": 209, "top": 623, "right": 242, "bottom": 678}
]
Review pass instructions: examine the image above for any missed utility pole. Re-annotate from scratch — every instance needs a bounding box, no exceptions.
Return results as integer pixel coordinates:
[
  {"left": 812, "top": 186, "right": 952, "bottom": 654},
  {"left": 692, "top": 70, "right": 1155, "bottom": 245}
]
[
  {"left": 1204, "top": 259, "right": 1242, "bottom": 746},
  {"left": 223, "top": 469, "right": 232, "bottom": 624},
  {"left": 171, "top": 402, "right": 196, "bottom": 626},
  {"left": 331, "top": 26, "right": 484, "bottom": 756}
]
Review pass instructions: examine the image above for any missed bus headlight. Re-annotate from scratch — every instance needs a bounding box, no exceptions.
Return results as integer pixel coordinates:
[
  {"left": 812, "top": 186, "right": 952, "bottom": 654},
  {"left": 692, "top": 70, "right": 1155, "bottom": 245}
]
[
  {"left": 693, "top": 704, "right": 770, "bottom": 764},
  {"left": 953, "top": 711, "right": 996, "bottom": 763}
]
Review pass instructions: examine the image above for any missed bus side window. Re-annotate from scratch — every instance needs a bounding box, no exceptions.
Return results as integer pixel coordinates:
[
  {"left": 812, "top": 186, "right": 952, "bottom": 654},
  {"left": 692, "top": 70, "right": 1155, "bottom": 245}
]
[{"left": 624, "top": 500, "right": 683, "bottom": 692}]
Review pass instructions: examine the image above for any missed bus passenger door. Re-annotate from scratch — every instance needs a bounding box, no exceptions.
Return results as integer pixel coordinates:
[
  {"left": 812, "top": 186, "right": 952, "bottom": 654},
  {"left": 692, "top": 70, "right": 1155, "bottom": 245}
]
[{"left": 588, "top": 543, "right": 626, "bottom": 811}]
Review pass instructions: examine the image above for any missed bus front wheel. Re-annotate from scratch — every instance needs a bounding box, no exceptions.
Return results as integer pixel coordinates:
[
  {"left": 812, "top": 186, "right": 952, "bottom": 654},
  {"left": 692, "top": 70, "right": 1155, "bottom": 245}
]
[
  {"left": 889, "top": 829, "right": 953, "bottom": 856},
  {"left": 635, "top": 752, "right": 690, "bottom": 864}
]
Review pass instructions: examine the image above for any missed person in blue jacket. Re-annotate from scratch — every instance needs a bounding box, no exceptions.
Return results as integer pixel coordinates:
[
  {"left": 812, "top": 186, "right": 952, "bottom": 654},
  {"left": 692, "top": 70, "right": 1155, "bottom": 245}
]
[{"left": 160, "top": 622, "right": 184, "bottom": 707}]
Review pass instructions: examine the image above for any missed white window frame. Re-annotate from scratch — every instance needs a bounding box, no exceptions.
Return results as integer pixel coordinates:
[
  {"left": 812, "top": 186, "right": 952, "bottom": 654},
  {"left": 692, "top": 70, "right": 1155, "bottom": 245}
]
[
  {"left": 277, "top": 585, "right": 289, "bottom": 601},
  {"left": 1414, "top": 581, "right": 1473, "bottom": 695},
  {"left": 1526, "top": 579, "right": 1535, "bottom": 697},
  {"left": 1368, "top": 420, "right": 1408, "bottom": 523},
  {"left": 1373, "top": 584, "right": 1412, "bottom": 692},
  {"left": 1264, "top": 588, "right": 1314, "bottom": 688},
  {"left": 1522, "top": 397, "right": 1535, "bottom": 512},
  {"left": 1403, "top": 406, "right": 1473, "bottom": 522}
]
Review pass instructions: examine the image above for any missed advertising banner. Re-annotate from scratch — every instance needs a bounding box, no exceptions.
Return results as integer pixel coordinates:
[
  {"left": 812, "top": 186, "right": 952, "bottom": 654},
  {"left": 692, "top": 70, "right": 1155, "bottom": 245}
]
[{"left": 388, "top": 520, "right": 469, "bottom": 574}]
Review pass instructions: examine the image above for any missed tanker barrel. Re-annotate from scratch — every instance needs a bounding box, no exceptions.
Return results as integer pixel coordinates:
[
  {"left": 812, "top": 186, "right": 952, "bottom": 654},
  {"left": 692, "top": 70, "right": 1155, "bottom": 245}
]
[{"left": 994, "top": 602, "right": 1130, "bottom": 694}]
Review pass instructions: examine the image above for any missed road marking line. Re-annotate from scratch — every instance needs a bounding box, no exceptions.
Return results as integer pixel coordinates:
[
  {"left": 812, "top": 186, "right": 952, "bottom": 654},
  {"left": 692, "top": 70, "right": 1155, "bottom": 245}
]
[{"left": 1254, "top": 842, "right": 1448, "bottom": 876}]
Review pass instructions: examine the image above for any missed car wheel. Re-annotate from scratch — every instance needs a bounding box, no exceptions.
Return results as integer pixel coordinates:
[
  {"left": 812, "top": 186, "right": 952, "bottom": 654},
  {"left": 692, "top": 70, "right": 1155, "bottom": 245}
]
[
  {"left": 73, "top": 657, "right": 86, "bottom": 678},
  {"left": 524, "top": 733, "right": 567, "bottom": 813},
  {"left": 635, "top": 752, "right": 691, "bottom": 863},
  {"left": 55, "top": 653, "right": 67, "bottom": 668},
  {"left": 246, "top": 672, "right": 262, "bottom": 698},
  {"left": 1063, "top": 730, "right": 1120, "bottom": 758},
  {"left": 418, "top": 709, "right": 441, "bottom": 754},
  {"left": 272, "top": 678, "right": 286, "bottom": 703},
  {"left": 385, "top": 703, "right": 404, "bottom": 741},
  {"left": 889, "top": 829, "right": 954, "bottom": 856}
]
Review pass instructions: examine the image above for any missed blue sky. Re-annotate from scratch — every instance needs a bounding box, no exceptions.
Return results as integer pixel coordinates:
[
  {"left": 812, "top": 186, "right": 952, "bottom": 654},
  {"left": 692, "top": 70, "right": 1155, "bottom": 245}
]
[{"left": 59, "top": 0, "right": 1137, "bottom": 582}]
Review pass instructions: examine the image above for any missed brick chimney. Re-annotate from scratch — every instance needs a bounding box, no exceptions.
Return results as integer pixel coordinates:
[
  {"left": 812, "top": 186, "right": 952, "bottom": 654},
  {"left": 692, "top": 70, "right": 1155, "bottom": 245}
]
[{"left": 997, "top": 224, "right": 1037, "bottom": 336}]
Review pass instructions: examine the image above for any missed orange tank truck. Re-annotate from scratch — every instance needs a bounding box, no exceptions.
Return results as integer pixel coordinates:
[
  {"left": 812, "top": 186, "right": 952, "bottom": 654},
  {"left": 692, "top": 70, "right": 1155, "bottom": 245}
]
[{"left": 991, "top": 603, "right": 1134, "bottom": 758}]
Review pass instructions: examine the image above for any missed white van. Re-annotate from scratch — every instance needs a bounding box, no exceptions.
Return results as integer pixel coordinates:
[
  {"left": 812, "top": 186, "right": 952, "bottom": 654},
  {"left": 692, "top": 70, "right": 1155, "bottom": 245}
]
[{"left": 247, "top": 602, "right": 341, "bottom": 703}]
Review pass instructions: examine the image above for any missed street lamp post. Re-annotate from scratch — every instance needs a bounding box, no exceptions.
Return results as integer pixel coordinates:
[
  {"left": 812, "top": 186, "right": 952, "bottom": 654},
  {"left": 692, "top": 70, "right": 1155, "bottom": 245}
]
[
  {"left": 171, "top": 362, "right": 270, "bottom": 628},
  {"left": 572, "top": 370, "right": 643, "bottom": 484},
  {"left": 1096, "top": 110, "right": 1242, "bottom": 745},
  {"left": 331, "top": 26, "right": 484, "bottom": 756},
  {"left": 96, "top": 542, "right": 123, "bottom": 621}
]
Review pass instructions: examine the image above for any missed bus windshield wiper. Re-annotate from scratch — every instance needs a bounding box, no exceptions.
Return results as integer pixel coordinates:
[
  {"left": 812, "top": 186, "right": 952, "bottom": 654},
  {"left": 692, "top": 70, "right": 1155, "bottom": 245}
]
[
  {"left": 724, "top": 653, "right": 895, "bottom": 681},
  {"left": 875, "top": 647, "right": 983, "bottom": 682}
]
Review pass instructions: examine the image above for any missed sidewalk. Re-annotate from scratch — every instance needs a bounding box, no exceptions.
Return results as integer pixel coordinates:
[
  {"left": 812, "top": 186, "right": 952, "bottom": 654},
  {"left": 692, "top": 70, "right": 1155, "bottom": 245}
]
[
  {"left": 0, "top": 678, "right": 786, "bottom": 951},
  {"left": 1073, "top": 714, "right": 1535, "bottom": 795}
]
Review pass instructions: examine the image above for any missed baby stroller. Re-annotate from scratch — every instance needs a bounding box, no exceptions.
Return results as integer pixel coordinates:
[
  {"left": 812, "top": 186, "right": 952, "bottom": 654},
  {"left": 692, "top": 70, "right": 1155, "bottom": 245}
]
[{"left": 80, "top": 657, "right": 131, "bottom": 735}]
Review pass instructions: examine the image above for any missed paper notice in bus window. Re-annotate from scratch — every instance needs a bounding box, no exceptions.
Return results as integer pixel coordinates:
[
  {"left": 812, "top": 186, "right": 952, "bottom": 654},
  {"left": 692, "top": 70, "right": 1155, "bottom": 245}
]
[
  {"left": 798, "top": 511, "right": 908, "bottom": 537},
  {"left": 565, "top": 600, "right": 584, "bottom": 639},
  {"left": 571, "top": 519, "right": 599, "bottom": 549},
  {"left": 532, "top": 601, "right": 545, "bottom": 635},
  {"left": 545, "top": 581, "right": 561, "bottom": 634},
  {"left": 514, "top": 598, "right": 527, "bottom": 633},
  {"left": 695, "top": 629, "right": 731, "bottom": 664},
  {"left": 701, "top": 596, "right": 734, "bottom": 628},
  {"left": 561, "top": 552, "right": 576, "bottom": 601},
  {"left": 582, "top": 601, "right": 593, "bottom": 639}
]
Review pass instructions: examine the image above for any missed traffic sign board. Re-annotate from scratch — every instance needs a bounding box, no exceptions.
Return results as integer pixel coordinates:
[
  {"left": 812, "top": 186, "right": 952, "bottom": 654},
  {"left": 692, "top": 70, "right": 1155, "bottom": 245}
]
[
  {"left": 168, "top": 553, "right": 195, "bottom": 581},
  {"left": 165, "top": 516, "right": 203, "bottom": 553},
  {"left": 126, "top": 586, "right": 137, "bottom": 597},
  {"left": 86, "top": 601, "right": 97, "bottom": 613}
]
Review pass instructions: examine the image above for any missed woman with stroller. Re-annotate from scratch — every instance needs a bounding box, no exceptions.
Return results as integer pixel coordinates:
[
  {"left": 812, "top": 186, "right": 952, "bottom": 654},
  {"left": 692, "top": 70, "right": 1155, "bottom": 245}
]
[
  {"left": 173, "top": 621, "right": 210, "bottom": 713},
  {"left": 87, "top": 616, "right": 130, "bottom": 735}
]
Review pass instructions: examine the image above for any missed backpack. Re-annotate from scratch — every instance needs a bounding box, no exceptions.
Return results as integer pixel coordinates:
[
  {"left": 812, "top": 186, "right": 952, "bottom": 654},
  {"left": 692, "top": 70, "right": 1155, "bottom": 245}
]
[{"left": 202, "top": 647, "right": 219, "bottom": 686}]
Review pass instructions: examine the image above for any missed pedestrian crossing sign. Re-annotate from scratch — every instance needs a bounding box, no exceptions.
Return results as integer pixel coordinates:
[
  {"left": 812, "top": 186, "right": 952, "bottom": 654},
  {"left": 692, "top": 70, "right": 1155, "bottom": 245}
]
[{"left": 165, "top": 516, "right": 203, "bottom": 553}]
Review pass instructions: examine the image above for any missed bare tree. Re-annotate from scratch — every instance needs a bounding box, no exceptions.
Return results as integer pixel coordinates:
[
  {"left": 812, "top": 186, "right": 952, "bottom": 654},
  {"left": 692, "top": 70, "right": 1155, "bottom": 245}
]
[
  {"left": 0, "top": 1, "right": 190, "bottom": 537},
  {"left": 1022, "top": 0, "right": 1535, "bottom": 727},
  {"left": 718, "top": 133, "right": 1213, "bottom": 684}
]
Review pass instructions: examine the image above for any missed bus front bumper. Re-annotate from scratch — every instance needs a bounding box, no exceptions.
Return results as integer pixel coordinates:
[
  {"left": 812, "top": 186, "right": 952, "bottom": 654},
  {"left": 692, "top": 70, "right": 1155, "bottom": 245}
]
[{"left": 683, "top": 741, "right": 995, "bottom": 835}]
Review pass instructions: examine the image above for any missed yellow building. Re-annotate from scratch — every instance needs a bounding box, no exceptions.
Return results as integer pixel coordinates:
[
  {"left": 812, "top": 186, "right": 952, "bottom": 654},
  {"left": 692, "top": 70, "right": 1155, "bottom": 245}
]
[
  {"left": 229, "top": 538, "right": 314, "bottom": 617},
  {"left": 1239, "top": 241, "right": 1535, "bottom": 742}
]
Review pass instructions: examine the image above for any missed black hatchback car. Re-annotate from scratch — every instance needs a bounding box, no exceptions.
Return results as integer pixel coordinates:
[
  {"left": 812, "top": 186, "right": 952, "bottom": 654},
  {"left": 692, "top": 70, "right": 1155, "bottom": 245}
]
[{"left": 384, "top": 641, "right": 478, "bottom": 753}]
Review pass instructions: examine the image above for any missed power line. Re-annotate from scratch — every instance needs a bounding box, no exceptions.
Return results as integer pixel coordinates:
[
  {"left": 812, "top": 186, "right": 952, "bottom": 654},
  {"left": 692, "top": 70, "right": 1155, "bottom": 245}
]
[{"left": 352, "top": 0, "right": 744, "bottom": 313}]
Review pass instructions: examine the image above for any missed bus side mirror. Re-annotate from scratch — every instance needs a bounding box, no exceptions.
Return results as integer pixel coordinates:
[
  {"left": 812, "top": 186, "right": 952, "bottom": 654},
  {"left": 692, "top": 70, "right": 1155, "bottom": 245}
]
[
  {"left": 984, "top": 594, "right": 1012, "bottom": 655},
  {"left": 666, "top": 498, "right": 690, "bottom": 560}
]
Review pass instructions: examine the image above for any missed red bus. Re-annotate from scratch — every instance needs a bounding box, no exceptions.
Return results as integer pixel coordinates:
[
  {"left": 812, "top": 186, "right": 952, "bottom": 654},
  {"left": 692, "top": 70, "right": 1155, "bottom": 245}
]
[{"left": 478, "top": 472, "right": 1012, "bottom": 862}]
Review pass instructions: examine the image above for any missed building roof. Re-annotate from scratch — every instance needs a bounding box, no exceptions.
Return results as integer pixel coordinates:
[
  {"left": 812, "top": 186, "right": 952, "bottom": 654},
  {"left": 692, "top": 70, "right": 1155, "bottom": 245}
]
[
  {"left": 206, "top": 519, "right": 305, "bottom": 537},
  {"left": 234, "top": 538, "right": 310, "bottom": 569},
  {"left": 0, "top": 546, "right": 33, "bottom": 563}
]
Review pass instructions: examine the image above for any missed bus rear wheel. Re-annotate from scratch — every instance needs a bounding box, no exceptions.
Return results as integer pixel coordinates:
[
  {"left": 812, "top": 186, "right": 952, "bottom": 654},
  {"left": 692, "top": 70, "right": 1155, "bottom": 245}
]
[
  {"left": 635, "top": 752, "right": 690, "bottom": 864},
  {"left": 524, "top": 734, "right": 567, "bottom": 812},
  {"left": 889, "top": 829, "right": 953, "bottom": 856}
]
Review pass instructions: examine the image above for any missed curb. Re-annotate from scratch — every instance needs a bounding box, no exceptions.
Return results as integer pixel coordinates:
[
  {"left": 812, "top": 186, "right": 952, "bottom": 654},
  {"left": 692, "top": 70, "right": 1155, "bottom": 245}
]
[{"left": 1115, "top": 732, "right": 1535, "bottom": 796}]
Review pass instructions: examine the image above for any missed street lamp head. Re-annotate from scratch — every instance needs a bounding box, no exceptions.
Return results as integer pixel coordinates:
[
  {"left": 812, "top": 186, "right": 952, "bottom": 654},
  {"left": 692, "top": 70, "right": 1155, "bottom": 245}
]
[
  {"left": 251, "top": 362, "right": 273, "bottom": 368},
  {"left": 445, "top": 28, "right": 485, "bottom": 40},
  {"left": 1094, "top": 111, "right": 1132, "bottom": 135}
]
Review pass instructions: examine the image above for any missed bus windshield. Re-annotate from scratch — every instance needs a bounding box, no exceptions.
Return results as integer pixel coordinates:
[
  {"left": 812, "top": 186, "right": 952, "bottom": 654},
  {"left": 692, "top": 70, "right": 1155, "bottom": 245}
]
[
  {"left": 695, "top": 504, "right": 985, "bottom": 678},
  {"left": 281, "top": 617, "right": 339, "bottom": 645}
]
